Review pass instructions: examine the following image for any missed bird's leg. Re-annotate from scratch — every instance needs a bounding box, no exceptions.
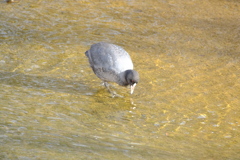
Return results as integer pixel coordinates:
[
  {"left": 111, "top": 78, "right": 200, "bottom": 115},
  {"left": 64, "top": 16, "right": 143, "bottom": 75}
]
[
  {"left": 102, "top": 82, "right": 116, "bottom": 89},
  {"left": 103, "top": 82, "right": 123, "bottom": 98},
  {"left": 103, "top": 82, "right": 111, "bottom": 92}
]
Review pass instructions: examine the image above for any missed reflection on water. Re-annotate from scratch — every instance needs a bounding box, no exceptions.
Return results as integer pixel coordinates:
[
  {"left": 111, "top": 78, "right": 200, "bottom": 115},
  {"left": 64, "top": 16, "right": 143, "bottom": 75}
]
[{"left": 0, "top": 0, "right": 239, "bottom": 159}]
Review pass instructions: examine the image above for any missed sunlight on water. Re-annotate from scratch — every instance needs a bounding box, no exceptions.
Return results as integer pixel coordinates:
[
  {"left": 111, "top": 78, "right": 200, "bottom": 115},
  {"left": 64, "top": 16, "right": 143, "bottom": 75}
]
[{"left": 0, "top": 0, "right": 239, "bottom": 159}]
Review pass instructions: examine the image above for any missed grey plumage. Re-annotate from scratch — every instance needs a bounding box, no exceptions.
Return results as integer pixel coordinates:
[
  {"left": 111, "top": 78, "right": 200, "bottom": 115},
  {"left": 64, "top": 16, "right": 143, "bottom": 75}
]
[{"left": 85, "top": 42, "right": 139, "bottom": 94}]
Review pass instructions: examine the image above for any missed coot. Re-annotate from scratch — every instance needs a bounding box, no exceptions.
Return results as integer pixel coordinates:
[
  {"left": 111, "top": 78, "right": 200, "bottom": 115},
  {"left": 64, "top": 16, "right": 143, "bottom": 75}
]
[{"left": 85, "top": 42, "right": 139, "bottom": 95}]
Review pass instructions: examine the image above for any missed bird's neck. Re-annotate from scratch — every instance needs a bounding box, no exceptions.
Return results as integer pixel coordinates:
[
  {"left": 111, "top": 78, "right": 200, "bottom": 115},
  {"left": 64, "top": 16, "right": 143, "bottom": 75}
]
[{"left": 118, "top": 71, "right": 129, "bottom": 86}]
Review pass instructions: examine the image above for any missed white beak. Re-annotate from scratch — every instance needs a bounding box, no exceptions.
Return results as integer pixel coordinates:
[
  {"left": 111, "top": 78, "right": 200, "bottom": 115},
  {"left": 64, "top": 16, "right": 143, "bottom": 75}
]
[{"left": 130, "top": 83, "right": 137, "bottom": 94}]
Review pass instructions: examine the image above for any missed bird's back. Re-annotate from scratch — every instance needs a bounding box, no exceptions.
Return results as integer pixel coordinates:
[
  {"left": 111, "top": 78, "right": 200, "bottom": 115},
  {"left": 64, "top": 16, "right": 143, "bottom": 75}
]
[{"left": 85, "top": 42, "right": 133, "bottom": 74}]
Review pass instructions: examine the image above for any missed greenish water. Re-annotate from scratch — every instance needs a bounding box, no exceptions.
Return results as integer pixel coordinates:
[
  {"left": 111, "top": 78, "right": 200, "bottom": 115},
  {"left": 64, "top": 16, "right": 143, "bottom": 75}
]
[{"left": 0, "top": 0, "right": 239, "bottom": 159}]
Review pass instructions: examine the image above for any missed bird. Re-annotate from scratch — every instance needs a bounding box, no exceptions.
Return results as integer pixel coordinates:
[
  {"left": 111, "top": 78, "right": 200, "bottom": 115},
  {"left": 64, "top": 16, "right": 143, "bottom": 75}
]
[{"left": 85, "top": 42, "right": 139, "bottom": 96}]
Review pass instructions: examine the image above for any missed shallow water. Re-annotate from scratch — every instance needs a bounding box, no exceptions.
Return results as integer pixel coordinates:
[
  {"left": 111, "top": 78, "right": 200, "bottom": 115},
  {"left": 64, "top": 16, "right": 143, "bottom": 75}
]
[{"left": 0, "top": 0, "right": 239, "bottom": 159}]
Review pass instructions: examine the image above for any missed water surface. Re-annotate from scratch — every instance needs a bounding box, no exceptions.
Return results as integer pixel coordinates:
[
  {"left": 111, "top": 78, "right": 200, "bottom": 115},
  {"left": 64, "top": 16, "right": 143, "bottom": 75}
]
[{"left": 0, "top": 0, "right": 239, "bottom": 159}]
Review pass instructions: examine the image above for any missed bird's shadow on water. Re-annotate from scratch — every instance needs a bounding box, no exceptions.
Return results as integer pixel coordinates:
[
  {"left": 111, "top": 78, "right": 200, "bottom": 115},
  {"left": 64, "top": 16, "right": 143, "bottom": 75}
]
[
  {"left": 0, "top": 71, "right": 94, "bottom": 95},
  {"left": 0, "top": 71, "right": 139, "bottom": 109}
]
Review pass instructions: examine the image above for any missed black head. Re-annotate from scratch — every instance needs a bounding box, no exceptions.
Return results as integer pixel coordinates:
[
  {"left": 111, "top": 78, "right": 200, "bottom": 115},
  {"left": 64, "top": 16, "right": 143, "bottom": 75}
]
[
  {"left": 125, "top": 70, "right": 139, "bottom": 94},
  {"left": 125, "top": 70, "right": 139, "bottom": 85}
]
